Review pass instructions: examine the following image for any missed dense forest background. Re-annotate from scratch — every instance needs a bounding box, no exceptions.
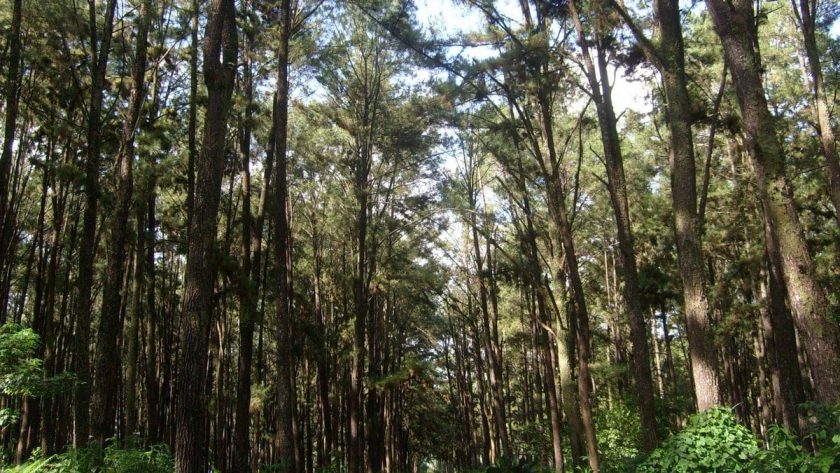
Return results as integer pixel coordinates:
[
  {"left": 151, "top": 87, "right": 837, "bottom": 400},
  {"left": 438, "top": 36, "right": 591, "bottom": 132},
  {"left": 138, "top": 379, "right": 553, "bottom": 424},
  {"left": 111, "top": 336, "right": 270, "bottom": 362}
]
[{"left": 0, "top": 0, "right": 839, "bottom": 471}]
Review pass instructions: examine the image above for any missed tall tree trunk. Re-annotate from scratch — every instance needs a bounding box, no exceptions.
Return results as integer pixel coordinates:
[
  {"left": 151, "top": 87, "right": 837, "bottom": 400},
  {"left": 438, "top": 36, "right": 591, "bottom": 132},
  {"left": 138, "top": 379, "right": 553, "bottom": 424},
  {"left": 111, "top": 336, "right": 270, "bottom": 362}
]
[
  {"left": 15, "top": 165, "right": 49, "bottom": 462},
  {"left": 0, "top": 0, "right": 23, "bottom": 276},
  {"left": 513, "top": 168, "right": 565, "bottom": 472},
  {"left": 658, "top": 0, "right": 721, "bottom": 412},
  {"left": 144, "top": 117, "right": 161, "bottom": 446},
  {"left": 271, "top": 0, "right": 296, "bottom": 469},
  {"left": 234, "top": 13, "right": 256, "bottom": 470},
  {"left": 762, "top": 201, "right": 807, "bottom": 434},
  {"left": 73, "top": 0, "right": 118, "bottom": 446},
  {"left": 790, "top": 0, "right": 840, "bottom": 228},
  {"left": 705, "top": 0, "right": 840, "bottom": 402},
  {"left": 124, "top": 210, "right": 144, "bottom": 436},
  {"left": 186, "top": 0, "right": 199, "bottom": 229},
  {"left": 174, "top": 0, "right": 237, "bottom": 470},
  {"left": 465, "top": 173, "right": 510, "bottom": 458},
  {"left": 91, "top": 0, "right": 151, "bottom": 444},
  {"left": 568, "top": 1, "right": 659, "bottom": 449},
  {"left": 611, "top": 0, "right": 722, "bottom": 411}
]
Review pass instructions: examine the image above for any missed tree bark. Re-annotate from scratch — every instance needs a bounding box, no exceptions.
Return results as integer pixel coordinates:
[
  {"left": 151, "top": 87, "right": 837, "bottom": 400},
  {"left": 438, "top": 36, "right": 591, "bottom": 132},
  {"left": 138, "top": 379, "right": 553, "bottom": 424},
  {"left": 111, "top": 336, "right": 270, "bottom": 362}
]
[
  {"left": 174, "top": 0, "right": 237, "bottom": 469},
  {"left": 762, "top": 201, "right": 806, "bottom": 434},
  {"left": 91, "top": 0, "right": 151, "bottom": 444},
  {"left": 73, "top": 0, "right": 118, "bottom": 446},
  {"left": 271, "top": 0, "right": 296, "bottom": 469},
  {"left": 0, "top": 0, "right": 23, "bottom": 275},
  {"left": 234, "top": 11, "right": 256, "bottom": 472},
  {"left": 569, "top": 0, "right": 658, "bottom": 449},
  {"left": 790, "top": 0, "right": 840, "bottom": 229},
  {"left": 705, "top": 0, "right": 840, "bottom": 403}
]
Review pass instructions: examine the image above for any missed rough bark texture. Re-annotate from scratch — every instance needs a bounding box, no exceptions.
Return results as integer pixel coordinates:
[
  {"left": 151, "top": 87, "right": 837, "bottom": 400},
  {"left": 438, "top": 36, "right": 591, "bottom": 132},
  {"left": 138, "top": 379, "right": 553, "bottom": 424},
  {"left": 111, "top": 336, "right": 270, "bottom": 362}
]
[
  {"left": 271, "top": 0, "right": 296, "bottom": 469},
  {"left": 0, "top": 0, "right": 23, "bottom": 274},
  {"left": 791, "top": 0, "right": 840, "bottom": 228},
  {"left": 234, "top": 14, "right": 256, "bottom": 472},
  {"left": 569, "top": 0, "right": 659, "bottom": 450},
  {"left": 174, "top": 0, "right": 237, "bottom": 470},
  {"left": 91, "top": 0, "right": 151, "bottom": 444},
  {"left": 611, "top": 0, "right": 722, "bottom": 410},
  {"left": 705, "top": 0, "right": 840, "bottom": 402},
  {"left": 186, "top": 0, "right": 199, "bottom": 230},
  {"left": 73, "top": 0, "right": 118, "bottom": 446},
  {"left": 651, "top": 0, "right": 722, "bottom": 412},
  {"left": 762, "top": 205, "right": 806, "bottom": 435}
]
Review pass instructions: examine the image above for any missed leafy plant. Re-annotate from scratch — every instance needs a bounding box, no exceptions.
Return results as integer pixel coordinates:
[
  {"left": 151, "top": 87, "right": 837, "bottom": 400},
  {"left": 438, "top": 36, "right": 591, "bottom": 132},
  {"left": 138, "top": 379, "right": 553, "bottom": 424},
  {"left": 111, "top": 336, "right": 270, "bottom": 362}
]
[
  {"left": 0, "top": 324, "right": 46, "bottom": 397},
  {"left": 6, "top": 444, "right": 174, "bottom": 473},
  {"left": 753, "top": 403, "right": 840, "bottom": 473},
  {"left": 596, "top": 401, "right": 644, "bottom": 471},
  {"left": 636, "top": 408, "right": 761, "bottom": 473},
  {"left": 0, "top": 323, "right": 75, "bottom": 437}
]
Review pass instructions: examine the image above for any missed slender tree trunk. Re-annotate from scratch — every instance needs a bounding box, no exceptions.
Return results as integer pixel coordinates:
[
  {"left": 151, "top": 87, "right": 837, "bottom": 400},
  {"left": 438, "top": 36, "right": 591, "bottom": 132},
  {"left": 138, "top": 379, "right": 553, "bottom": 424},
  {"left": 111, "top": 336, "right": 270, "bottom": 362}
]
[
  {"left": 516, "top": 176, "right": 565, "bottom": 472},
  {"left": 125, "top": 211, "right": 144, "bottom": 436},
  {"left": 569, "top": 2, "right": 658, "bottom": 449},
  {"left": 705, "top": 0, "right": 840, "bottom": 402},
  {"left": 186, "top": 0, "right": 199, "bottom": 229},
  {"left": 466, "top": 185, "right": 510, "bottom": 458},
  {"left": 271, "top": 0, "right": 296, "bottom": 469},
  {"left": 15, "top": 166, "right": 49, "bottom": 462},
  {"left": 233, "top": 16, "right": 256, "bottom": 472},
  {"left": 0, "top": 0, "right": 23, "bottom": 276},
  {"left": 73, "top": 0, "right": 118, "bottom": 446},
  {"left": 791, "top": 0, "right": 840, "bottom": 228},
  {"left": 174, "top": 0, "right": 237, "bottom": 469},
  {"left": 761, "top": 201, "right": 807, "bottom": 434},
  {"left": 144, "top": 145, "right": 160, "bottom": 445},
  {"left": 91, "top": 0, "right": 150, "bottom": 444}
]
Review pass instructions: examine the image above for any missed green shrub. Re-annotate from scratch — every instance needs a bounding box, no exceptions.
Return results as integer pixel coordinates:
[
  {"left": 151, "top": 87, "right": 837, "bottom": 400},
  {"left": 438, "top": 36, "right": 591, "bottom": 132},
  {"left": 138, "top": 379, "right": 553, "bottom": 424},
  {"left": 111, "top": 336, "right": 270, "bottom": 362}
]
[
  {"left": 755, "top": 403, "right": 840, "bottom": 473},
  {"left": 636, "top": 408, "right": 760, "bottom": 473},
  {"left": 6, "top": 443, "right": 174, "bottom": 473},
  {"left": 103, "top": 443, "right": 174, "bottom": 473},
  {"left": 0, "top": 324, "right": 43, "bottom": 397},
  {"left": 596, "top": 401, "right": 644, "bottom": 471},
  {"left": 0, "top": 323, "right": 75, "bottom": 436}
]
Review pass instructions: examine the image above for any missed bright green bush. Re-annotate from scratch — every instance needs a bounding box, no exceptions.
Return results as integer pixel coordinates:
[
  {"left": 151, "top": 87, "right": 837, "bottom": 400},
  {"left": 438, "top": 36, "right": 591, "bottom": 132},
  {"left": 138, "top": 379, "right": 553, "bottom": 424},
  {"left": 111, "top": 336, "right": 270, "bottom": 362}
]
[
  {"left": 636, "top": 408, "right": 761, "bottom": 473},
  {"left": 6, "top": 443, "right": 174, "bottom": 473},
  {"left": 755, "top": 403, "right": 840, "bottom": 473},
  {"left": 596, "top": 401, "right": 643, "bottom": 471},
  {"left": 0, "top": 324, "right": 47, "bottom": 398},
  {"left": 0, "top": 323, "right": 75, "bottom": 436},
  {"left": 635, "top": 406, "right": 840, "bottom": 473}
]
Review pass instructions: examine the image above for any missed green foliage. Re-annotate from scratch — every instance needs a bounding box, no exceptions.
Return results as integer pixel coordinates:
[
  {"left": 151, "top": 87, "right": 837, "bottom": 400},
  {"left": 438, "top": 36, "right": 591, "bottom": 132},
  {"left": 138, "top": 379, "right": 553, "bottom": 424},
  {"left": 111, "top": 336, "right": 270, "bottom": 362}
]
[
  {"left": 636, "top": 406, "right": 840, "bottom": 473},
  {"left": 514, "top": 421, "right": 552, "bottom": 461},
  {"left": 0, "top": 324, "right": 45, "bottom": 397},
  {"left": 0, "top": 323, "right": 75, "bottom": 434},
  {"left": 7, "top": 444, "right": 174, "bottom": 473},
  {"left": 754, "top": 404, "right": 840, "bottom": 473},
  {"left": 102, "top": 444, "right": 174, "bottom": 473},
  {"left": 260, "top": 458, "right": 293, "bottom": 473},
  {"left": 596, "top": 401, "right": 644, "bottom": 471},
  {"left": 314, "top": 457, "right": 344, "bottom": 473},
  {"left": 636, "top": 408, "right": 761, "bottom": 473},
  {"left": 3, "top": 457, "right": 53, "bottom": 473},
  {"left": 475, "top": 456, "right": 551, "bottom": 473}
]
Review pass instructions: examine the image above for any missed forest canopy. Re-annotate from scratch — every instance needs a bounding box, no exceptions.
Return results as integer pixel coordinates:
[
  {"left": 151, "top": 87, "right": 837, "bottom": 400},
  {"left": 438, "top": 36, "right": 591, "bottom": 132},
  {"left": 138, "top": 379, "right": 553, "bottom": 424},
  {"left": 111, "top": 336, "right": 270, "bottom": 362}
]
[{"left": 0, "top": 0, "right": 839, "bottom": 472}]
